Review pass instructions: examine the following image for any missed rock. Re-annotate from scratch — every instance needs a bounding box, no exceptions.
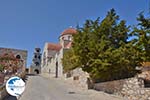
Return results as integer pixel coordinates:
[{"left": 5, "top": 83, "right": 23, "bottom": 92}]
[
  {"left": 148, "top": 97, "right": 150, "bottom": 100},
  {"left": 140, "top": 90, "right": 145, "bottom": 95},
  {"left": 128, "top": 90, "right": 134, "bottom": 94}
]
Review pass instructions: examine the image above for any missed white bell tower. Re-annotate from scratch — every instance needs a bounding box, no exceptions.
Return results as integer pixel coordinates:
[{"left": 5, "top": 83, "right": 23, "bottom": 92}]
[{"left": 30, "top": 48, "right": 42, "bottom": 74}]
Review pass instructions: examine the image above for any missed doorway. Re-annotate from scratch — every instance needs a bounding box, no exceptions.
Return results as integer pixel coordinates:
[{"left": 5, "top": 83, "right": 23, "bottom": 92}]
[
  {"left": 34, "top": 69, "right": 39, "bottom": 74},
  {"left": 56, "top": 61, "right": 58, "bottom": 78}
]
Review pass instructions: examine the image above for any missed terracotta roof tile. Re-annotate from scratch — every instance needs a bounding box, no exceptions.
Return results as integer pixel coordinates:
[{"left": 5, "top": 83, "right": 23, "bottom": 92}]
[
  {"left": 47, "top": 43, "right": 62, "bottom": 51},
  {"left": 61, "top": 28, "right": 77, "bottom": 36}
]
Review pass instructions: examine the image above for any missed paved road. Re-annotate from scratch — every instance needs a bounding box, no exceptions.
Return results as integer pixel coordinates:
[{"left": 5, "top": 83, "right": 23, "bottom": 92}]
[{"left": 18, "top": 74, "right": 125, "bottom": 100}]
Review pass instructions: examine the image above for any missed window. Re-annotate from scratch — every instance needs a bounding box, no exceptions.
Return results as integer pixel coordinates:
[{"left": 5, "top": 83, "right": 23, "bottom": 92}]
[
  {"left": 144, "top": 79, "right": 150, "bottom": 88},
  {"left": 68, "top": 36, "right": 71, "bottom": 41},
  {"left": 73, "top": 76, "right": 79, "bottom": 80},
  {"left": 36, "top": 49, "right": 40, "bottom": 52},
  {"left": 16, "top": 55, "right": 21, "bottom": 59},
  {"left": 35, "top": 62, "right": 40, "bottom": 66},
  {"left": 34, "top": 55, "right": 37, "bottom": 58},
  {"left": 38, "top": 56, "right": 41, "bottom": 59}
]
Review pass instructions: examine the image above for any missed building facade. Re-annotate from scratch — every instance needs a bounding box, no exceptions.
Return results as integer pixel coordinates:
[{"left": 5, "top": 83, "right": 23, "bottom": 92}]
[{"left": 41, "top": 28, "right": 77, "bottom": 77}]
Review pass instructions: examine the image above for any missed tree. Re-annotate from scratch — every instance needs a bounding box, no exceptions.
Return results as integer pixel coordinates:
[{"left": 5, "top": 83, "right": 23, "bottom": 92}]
[
  {"left": 62, "top": 49, "right": 79, "bottom": 72},
  {"left": 72, "top": 9, "right": 141, "bottom": 82},
  {"left": 131, "top": 13, "right": 150, "bottom": 62},
  {"left": 0, "top": 64, "right": 3, "bottom": 72}
]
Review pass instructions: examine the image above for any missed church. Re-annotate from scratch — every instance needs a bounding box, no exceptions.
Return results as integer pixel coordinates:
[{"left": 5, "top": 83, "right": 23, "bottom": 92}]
[{"left": 41, "top": 28, "right": 77, "bottom": 77}]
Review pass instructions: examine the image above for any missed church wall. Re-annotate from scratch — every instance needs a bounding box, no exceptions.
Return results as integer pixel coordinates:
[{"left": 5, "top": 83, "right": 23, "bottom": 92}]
[
  {"left": 41, "top": 28, "right": 76, "bottom": 77},
  {"left": 48, "top": 56, "right": 56, "bottom": 77},
  {"left": 41, "top": 44, "right": 47, "bottom": 69},
  {"left": 57, "top": 49, "right": 63, "bottom": 77},
  {"left": 43, "top": 48, "right": 64, "bottom": 78},
  {"left": 41, "top": 43, "right": 58, "bottom": 73}
]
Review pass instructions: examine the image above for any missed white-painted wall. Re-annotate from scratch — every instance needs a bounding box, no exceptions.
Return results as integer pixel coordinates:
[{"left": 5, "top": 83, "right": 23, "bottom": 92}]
[{"left": 41, "top": 34, "right": 73, "bottom": 78}]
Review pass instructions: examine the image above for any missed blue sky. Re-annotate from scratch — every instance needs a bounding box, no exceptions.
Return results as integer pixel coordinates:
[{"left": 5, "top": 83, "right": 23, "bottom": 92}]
[{"left": 0, "top": 0, "right": 148, "bottom": 67}]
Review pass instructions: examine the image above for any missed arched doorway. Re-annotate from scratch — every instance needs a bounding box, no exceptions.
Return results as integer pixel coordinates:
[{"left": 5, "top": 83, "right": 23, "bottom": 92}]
[{"left": 34, "top": 69, "right": 39, "bottom": 74}]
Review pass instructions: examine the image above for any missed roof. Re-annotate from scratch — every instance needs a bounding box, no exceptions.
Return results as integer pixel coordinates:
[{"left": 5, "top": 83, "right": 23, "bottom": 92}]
[
  {"left": 0, "top": 47, "right": 27, "bottom": 53},
  {"left": 61, "top": 28, "right": 77, "bottom": 36},
  {"left": 47, "top": 43, "right": 62, "bottom": 51}
]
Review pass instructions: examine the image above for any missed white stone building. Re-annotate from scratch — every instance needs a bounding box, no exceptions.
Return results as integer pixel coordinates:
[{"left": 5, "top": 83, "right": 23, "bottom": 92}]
[{"left": 41, "top": 28, "right": 77, "bottom": 78}]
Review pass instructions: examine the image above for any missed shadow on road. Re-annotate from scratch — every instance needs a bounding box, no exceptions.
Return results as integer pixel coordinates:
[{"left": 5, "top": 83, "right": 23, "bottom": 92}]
[
  {"left": 23, "top": 74, "right": 38, "bottom": 82},
  {"left": 26, "top": 74, "right": 37, "bottom": 76},
  {"left": 3, "top": 95, "right": 17, "bottom": 100}
]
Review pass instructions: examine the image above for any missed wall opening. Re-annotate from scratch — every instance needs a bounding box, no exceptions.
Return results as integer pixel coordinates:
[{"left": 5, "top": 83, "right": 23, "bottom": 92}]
[
  {"left": 144, "top": 79, "right": 150, "bottom": 88},
  {"left": 16, "top": 55, "right": 21, "bottom": 59},
  {"left": 56, "top": 61, "right": 58, "bottom": 78},
  {"left": 35, "top": 62, "right": 40, "bottom": 66},
  {"left": 34, "top": 69, "right": 39, "bottom": 74}
]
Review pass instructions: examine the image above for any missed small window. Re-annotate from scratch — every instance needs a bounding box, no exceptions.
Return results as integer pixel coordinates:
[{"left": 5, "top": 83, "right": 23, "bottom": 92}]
[
  {"left": 66, "top": 72, "right": 72, "bottom": 78},
  {"left": 34, "top": 55, "right": 37, "bottom": 58},
  {"left": 35, "top": 62, "right": 40, "bottom": 66},
  {"left": 68, "top": 36, "right": 71, "bottom": 41},
  {"left": 144, "top": 79, "right": 150, "bottom": 88},
  {"left": 73, "top": 76, "right": 79, "bottom": 80},
  {"left": 36, "top": 50, "right": 40, "bottom": 52},
  {"left": 16, "top": 55, "right": 21, "bottom": 59},
  {"left": 38, "top": 56, "right": 41, "bottom": 59}
]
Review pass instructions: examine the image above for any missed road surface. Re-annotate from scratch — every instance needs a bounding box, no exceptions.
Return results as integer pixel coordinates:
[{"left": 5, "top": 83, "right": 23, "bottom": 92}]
[{"left": 5, "top": 74, "right": 124, "bottom": 100}]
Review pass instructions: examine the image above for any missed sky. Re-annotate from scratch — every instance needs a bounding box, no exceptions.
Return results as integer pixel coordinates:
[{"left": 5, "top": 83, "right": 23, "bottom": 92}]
[{"left": 0, "top": 0, "right": 148, "bottom": 67}]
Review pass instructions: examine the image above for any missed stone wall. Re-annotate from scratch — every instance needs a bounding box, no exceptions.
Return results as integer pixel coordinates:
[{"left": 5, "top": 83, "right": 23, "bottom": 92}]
[
  {"left": 72, "top": 68, "right": 90, "bottom": 89},
  {"left": 0, "top": 47, "right": 28, "bottom": 67},
  {"left": 64, "top": 68, "right": 90, "bottom": 89},
  {"left": 121, "top": 77, "right": 150, "bottom": 100},
  {"left": 93, "top": 76, "right": 150, "bottom": 100},
  {"left": 0, "top": 85, "right": 7, "bottom": 100},
  {"left": 0, "top": 74, "right": 4, "bottom": 85},
  {"left": 93, "top": 79, "right": 124, "bottom": 94}
]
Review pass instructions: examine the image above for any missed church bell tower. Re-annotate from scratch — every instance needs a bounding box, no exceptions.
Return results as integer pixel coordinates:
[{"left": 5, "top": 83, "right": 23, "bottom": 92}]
[{"left": 30, "top": 48, "right": 41, "bottom": 74}]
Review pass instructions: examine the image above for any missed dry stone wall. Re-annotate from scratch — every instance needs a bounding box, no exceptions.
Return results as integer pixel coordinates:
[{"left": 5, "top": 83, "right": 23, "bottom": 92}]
[
  {"left": 94, "top": 76, "right": 150, "bottom": 100},
  {"left": 64, "top": 68, "right": 150, "bottom": 99},
  {"left": 0, "top": 85, "right": 7, "bottom": 100},
  {"left": 64, "top": 68, "right": 90, "bottom": 89},
  {"left": 121, "top": 77, "right": 150, "bottom": 100}
]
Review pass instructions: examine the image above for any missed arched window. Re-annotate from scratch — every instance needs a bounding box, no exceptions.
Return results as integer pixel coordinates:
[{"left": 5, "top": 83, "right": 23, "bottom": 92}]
[
  {"left": 35, "top": 62, "right": 40, "bottom": 66},
  {"left": 38, "top": 56, "right": 41, "bottom": 59},
  {"left": 34, "top": 55, "right": 37, "bottom": 58},
  {"left": 36, "top": 49, "right": 40, "bottom": 52},
  {"left": 16, "top": 55, "right": 21, "bottom": 59},
  {"left": 62, "top": 37, "right": 64, "bottom": 40},
  {"left": 68, "top": 36, "right": 71, "bottom": 41}
]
